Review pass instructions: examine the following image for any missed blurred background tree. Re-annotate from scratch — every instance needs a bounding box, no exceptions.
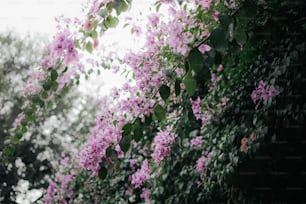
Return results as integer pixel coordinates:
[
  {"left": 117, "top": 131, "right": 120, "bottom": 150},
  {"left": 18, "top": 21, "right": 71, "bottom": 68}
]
[{"left": 0, "top": 32, "right": 99, "bottom": 203}]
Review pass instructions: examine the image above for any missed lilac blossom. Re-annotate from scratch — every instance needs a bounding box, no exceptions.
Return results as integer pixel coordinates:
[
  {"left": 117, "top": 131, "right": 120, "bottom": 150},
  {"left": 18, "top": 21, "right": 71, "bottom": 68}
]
[
  {"left": 131, "top": 159, "right": 151, "bottom": 188},
  {"left": 151, "top": 126, "right": 176, "bottom": 164},
  {"left": 140, "top": 188, "right": 151, "bottom": 203},
  {"left": 190, "top": 136, "right": 203, "bottom": 149},
  {"left": 251, "top": 80, "right": 280, "bottom": 103},
  {"left": 196, "top": 152, "right": 212, "bottom": 173}
]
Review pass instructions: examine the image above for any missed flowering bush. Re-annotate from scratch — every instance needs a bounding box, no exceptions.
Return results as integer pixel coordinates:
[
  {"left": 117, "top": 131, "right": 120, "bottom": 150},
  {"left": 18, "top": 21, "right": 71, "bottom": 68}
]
[{"left": 1, "top": 0, "right": 305, "bottom": 203}]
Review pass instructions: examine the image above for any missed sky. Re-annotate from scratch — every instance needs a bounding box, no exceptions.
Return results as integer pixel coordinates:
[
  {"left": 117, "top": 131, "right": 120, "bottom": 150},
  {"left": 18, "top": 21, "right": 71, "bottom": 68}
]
[
  {"left": 0, "top": 0, "right": 83, "bottom": 35},
  {"left": 0, "top": 0, "right": 154, "bottom": 97},
  {"left": 0, "top": 0, "right": 153, "bottom": 203}
]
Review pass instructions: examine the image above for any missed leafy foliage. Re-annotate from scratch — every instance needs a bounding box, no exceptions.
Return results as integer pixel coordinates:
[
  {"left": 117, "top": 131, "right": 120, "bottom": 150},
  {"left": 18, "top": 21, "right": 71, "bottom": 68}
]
[{"left": 1, "top": 0, "right": 305, "bottom": 203}]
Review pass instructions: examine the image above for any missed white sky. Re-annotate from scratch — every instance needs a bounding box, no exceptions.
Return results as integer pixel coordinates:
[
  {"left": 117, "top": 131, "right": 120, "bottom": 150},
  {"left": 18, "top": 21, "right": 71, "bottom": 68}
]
[
  {"left": 0, "top": 0, "right": 156, "bottom": 98},
  {"left": 0, "top": 0, "right": 83, "bottom": 35}
]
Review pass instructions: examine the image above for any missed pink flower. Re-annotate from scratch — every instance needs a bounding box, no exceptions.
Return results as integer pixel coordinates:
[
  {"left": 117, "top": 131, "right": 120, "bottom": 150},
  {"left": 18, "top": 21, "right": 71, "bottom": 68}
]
[
  {"left": 13, "top": 113, "right": 25, "bottom": 127},
  {"left": 44, "top": 181, "right": 57, "bottom": 204},
  {"left": 130, "top": 159, "right": 138, "bottom": 168},
  {"left": 268, "top": 85, "right": 280, "bottom": 98},
  {"left": 160, "top": 0, "right": 173, "bottom": 3},
  {"left": 102, "top": 0, "right": 115, "bottom": 4},
  {"left": 90, "top": 0, "right": 101, "bottom": 14},
  {"left": 166, "top": 21, "right": 191, "bottom": 55},
  {"left": 93, "top": 39, "right": 99, "bottom": 49},
  {"left": 60, "top": 156, "right": 69, "bottom": 166},
  {"left": 151, "top": 126, "right": 176, "bottom": 164},
  {"left": 47, "top": 181, "right": 56, "bottom": 197},
  {"left": 196, "top": 152, "right": 211, "bottom": 173},
  {"left": 140, "top": 188, "right": 151, "bottom": 203},
  {"left": 190, "top": 136, "right": 203, "bottom": 149},
  {"left": 258, "top": 80, "right": 266, "bottom": 91},
  {"left": 59, "top": 174, "right": 73, "bottom": 189},
  {"left": 212, "top": 10, "right": 220, "bottom": 21},
  {"left": 131, "top": 159, "right": 151, "bottom": 188},
  {"left": 198, "top": 44, "right": 211, "bottom": 54},
  {"left": 190, "top": 97, "right": 202, "bottom": 120},
  {"left": 251, "top": 90, "right": 260, "bottom": 103},
  {"left": 23, "top": 79, "right": 41, "bottom": 97},
  {"left": 148, "top": 13, "right": 160, "bottom": 27},
  {"left": 79, "top": 142, "right": 106, "bottom": 175},
  {"left": 64, "top": 42, "right": 78, "bottom": 65},
  {"left": 221, "top": 97, "right": 229, "bottom": 106},
  {"left": 196, "top": 155, "right": 207, "bottom": 173},
  {"left": 217, "top": 64, "right": 223, "bottom": 72},
  {"left": 194, "top": 0, "right": 212, "bottom": 10},
  {"left": 132, "top": 25, "right": 142, "bottom": 37},
  {"left": 251, "top": 81, "right": 280, "bottom": 104},
  {"left": 41, "top": 56, "right": 53, "bottom": 68},
  {"left": 83, "top": 19, "right": 93, "bottom": 31},
  {"left": 115, "top": 144, "right": 124, "bottom": 158}
]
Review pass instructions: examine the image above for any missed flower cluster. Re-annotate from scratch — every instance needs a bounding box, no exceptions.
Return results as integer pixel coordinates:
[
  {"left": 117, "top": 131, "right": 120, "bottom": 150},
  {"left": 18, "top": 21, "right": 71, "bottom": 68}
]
[
  {"left": 251, "top": 80, "right": 280, "bottom": 104},
  {"left": 13, "top": 113, "right": 25, "bottom": 127},
  {"left": 23, "top": 71, "right": 46, "bottom": 97},
  {"left": 190, "top": 136, "right": 203, "bottom": 149},
  {"left": 130, "top": 159, "right": 152, "bottom": 188},
  {"left": 140, "top": 188, "right": 151, "bottom": 203},
  {"left": 190, "top": 97, "right": 211, "bottom": 123},
  {"left": 44, "top": 173, "right": 74, "bottom": 204},
  {"left": 240, "top": 137, "right": 248, "bottom": 153},
  {"left": 41, "top": 30, "right": 79, "bottom": 68},
  {"left": 151, "top": 126, "right": 176, "bottom": 164},
  {"left": 196, "top": 152, "right": 212, "bottom": 173},
  {"left": 79, "top": 88, "right": 156, "bottom": 175}
]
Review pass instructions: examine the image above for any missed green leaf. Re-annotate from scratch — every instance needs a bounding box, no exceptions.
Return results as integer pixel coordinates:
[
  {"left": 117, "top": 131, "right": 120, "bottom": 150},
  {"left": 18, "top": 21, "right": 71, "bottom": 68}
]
[
  {"left": 90, "top": 30, "right": 98, "bottom": 39},
  {"left": 51, "top": 70, "right": 58, "bottom": 81},
  {"left": 234, "top": 27, "right": 247, "bottom": 46},
  {"left": 43, "top": 81, "right": 51, "bottom": 91},
  {"left": 24, "top": 108, "right": 33, "bottom": 117},
  {"left": 144, "top": 115, "right": 152, "bottom": 125},
  {"left": 41, "top": 91, "right": 48, "bottom": 99},
  {"left": 119, "top": 135, "right": 131, "bottom": 153},
  {"left": 92, "top": 20, "right": 99, "bottom": 28},
  {"left": 38, "top": 99, "right": 45, "bottom": 108},
  {"left": 21, "top": 118, "right": 28, "bottom": 126},
  {"left": 99, "top": 8, "right": 108, "bottom": 18},
  {"left": 105, "top": 16, "right": 119, "bottom": 28},
  {"left": 159, "top": 85, "right": 170, "bottom": 101},
  {"left": 188, "top": 48, "right": 203, "bottom": 73},
  {"left": 183, "top": 72, "right": 196, "bottom": 96},
  {"left": 106, "top": 147, "right": 117, "bottom": 161},
  {"left": 133, "top": 124, "right": 143, "bottom": 142},
  {"left": 21, "top": 126, "right": 27, "bottom": 134},
  {"left": 51, "top": 81, "right": 58, "bottom": 91},
  {"left": 244, "top": 0, "right": 257, "bottom": 19},
  {"left": 15, "top": 132, "right": 23, "bottom": 139},
  {"left": 86, "top": 42, "right": 93, "bottom": 53},
  {"left": 4, "top": 146, "right": 14, "bottom": 156},
  {"left": 112, "top": 0, "right": 122, "bottom": 15},
  {"left": 11, "top": 136, "right": 20, "bottom": 144},
  {"left": 236, "top": 3, "right": 256, "bottom": 27},
  {"left": 154, "top": 104, "right": 166, "bottom": 121},
  {"left": 62, "top": 66, "right": 68, "bottom": 74},
  {"left": 175, "top": 79, "right": 181, "bottom": 96},
  {"left": 210, "top": 28, "right": 227, "bottom": 51},
  {"left": 122, "top": 123, "right": 132, "bottom": 137},
  {"left": 99, "top": 166, "right": 108, "bottom": 180},
  {"left": 219, "top": 14, "right": 232, "bottom": 31},
  {"left": 121, "top": 0, "right": 129, "bottom": 12}
]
